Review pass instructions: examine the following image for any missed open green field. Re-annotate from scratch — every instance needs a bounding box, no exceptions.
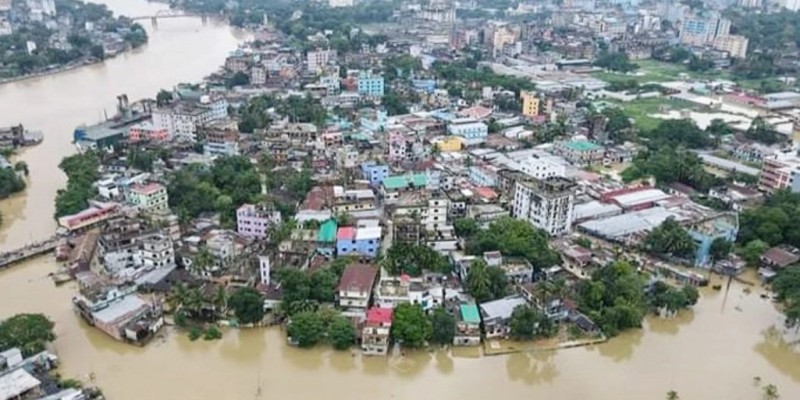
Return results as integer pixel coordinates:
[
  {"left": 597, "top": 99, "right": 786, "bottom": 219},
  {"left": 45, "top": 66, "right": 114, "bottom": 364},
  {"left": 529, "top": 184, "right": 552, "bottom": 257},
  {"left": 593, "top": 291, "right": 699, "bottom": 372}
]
[
  {"left": 598, "top": 96, "right": 697, "bottom": 131},
  {"left": 591, "top": 59, "right": 792, "bottom": 92}
]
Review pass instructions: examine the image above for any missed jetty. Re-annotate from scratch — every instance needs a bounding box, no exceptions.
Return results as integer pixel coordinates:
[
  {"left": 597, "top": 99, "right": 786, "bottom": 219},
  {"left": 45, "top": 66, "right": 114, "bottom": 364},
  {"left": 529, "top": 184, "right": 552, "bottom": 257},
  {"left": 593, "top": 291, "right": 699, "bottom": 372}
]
[{"left": 0, "top": 236, "right": 59, "bottom": 269}]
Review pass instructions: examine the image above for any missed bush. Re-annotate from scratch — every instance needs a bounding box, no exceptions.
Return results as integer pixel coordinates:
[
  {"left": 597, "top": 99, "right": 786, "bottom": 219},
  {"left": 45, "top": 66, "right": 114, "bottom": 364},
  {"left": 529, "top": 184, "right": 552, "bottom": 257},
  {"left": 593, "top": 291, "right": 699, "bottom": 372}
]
[
  {"left": 203, "top": 326, "right": 223, "bottom": 341},
  {"left": 188, "top": 326, "right": 203, "bottom": 341}
]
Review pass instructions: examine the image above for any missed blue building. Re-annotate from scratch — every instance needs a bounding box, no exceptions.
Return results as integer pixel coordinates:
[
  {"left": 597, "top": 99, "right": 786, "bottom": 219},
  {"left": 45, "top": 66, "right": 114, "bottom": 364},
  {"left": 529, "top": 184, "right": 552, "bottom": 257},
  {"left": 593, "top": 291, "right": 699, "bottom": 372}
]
[
  {"left": 357, "top": 72, "right": 385, "bottom": 97},
  {"left": 336, "top": 226, "right": 381, "bottom": 258},
  {"left": 468, "top": 165, "right": 498, "bottom": 187},
  {"left": 360, "top": 109, "right": 388, "bottom": 133},
  {"left": 689, "top": 212, "right": 739, "bottom": 267},
  {"left": 412, "top": 79, "right": 437, "bottom": 93},
  {"left": 361, "top": 162, "right": 389, "bottom": 186},
  {"left": 448, "top": 120, "right": 489, "bottom": 146}
]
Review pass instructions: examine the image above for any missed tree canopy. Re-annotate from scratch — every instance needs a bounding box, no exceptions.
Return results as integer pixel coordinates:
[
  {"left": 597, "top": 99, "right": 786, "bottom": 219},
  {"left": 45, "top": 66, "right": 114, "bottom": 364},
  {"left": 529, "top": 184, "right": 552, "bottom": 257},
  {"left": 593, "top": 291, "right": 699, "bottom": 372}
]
[
  {"left": 55, "top": 152, "right": 100, "bottom": 217},
  {"left": 593, "top": 51, "right": 638, "bottom": 72},
  {"left": 228, "top": 288, "right": 265, "bottom": 325},
  {"left": 738, "top": 190, "right": 800, "bottom": 248},
  {"left": 390, "top": 303, "right": 432, "bottom": 348},
  {"left": 643, "top": 217, "right": 698, "bottom": 260},
  {"left": 428, "top": 307, "right": 456, "bottom": 345},
  {"left": 382, "top": 243, "right": 451, "bottom": 276},
  {"left": 287, "top": 311, "right": 326, "bottom": 348},
  {"left": 465, "top": 259, "right": 509, "bottom": 303},
  {"left": 467, "top": 217, "right": 560, "bottom": 270},
  {"left": 509, "top": 305, "right": 556, "bottom": 340},
  {"left": 621, "top": 146, "right": 720, "bottom": 192},
  {"left": 770, "top": 265, "right": 800, "bottom": 331},
  {"left": 0, "top": 314, "right": 56, "bottom": 357},
  {"left": 577, "top": 261, "right": 646, "bottom": 337}
]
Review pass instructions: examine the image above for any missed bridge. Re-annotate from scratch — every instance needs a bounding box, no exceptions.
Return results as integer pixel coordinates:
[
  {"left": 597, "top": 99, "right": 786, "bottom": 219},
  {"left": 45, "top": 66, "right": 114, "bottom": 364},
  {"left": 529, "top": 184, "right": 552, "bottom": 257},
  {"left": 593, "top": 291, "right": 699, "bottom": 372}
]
[
  {"left": 130, "top": 9, "right": 208, "bottom": 27},
  {"left": 0, "top": 236, "right": 60, "bottom": 270}
]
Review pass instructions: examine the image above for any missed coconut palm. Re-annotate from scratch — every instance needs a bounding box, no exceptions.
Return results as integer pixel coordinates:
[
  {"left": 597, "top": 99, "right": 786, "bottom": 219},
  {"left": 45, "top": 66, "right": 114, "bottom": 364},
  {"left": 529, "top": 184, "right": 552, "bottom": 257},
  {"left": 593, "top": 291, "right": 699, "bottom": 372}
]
[
  {"left": 168, "top": 282, "right": 191, "bottom": 312},
  {"left": 666, "top": 390, "right": 679, "bottom": 400},
  {"left": 466, "top": 260, "right": 492, "bottom": 302},
  {"left": 212, "top": 286, "right": 228, "bottom": 316}
]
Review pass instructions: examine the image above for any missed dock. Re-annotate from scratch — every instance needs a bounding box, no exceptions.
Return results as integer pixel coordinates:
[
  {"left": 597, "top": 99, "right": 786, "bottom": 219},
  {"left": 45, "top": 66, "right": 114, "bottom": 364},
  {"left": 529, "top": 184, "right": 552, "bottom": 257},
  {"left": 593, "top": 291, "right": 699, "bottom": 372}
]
[{"left": 0, "top": 236, "right": 59, "bottom": 270}]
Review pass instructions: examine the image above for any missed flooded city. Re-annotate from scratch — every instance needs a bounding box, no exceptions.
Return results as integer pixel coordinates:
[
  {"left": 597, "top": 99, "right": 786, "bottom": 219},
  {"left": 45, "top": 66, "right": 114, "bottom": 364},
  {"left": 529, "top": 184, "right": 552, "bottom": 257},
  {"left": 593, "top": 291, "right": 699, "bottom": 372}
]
[{"left": 0, "top": 0, "right": 799, "bottom": 399}]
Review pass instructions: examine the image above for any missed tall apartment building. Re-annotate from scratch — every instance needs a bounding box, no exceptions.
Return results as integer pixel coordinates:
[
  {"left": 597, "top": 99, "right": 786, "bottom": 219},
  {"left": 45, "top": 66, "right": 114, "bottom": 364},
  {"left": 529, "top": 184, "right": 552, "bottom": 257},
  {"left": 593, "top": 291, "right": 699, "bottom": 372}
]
[
  {"left": 520, "top": 91, "right": 540, "bottom": 118},
  {"left": 151, "top": 96, "right": 228, "bottom": 142},
  {"left": 199, "top": 118, "right": 240, "bottom": 157},
  {"left": 236, "top": 204, "right": 282, "bottom": 239},
  {"left": 307, "top": 49, "right": 337, "bottom": 73},
  {"left": 357, "top": 71, "right": 385, "bottom": 97},
  {"left": 679, "top": 12, "right": 730, "bottom": 46},
  {"left": 127, "top": 183, "right": 168, "bottom": 214},
  {"left": 713, "top": 35, "right": 749, "bottom": 59},
  {"left": 758, "top": 151, "right": 800, "bottom": 194},
  {"left": 513, "top": 177, "right": 576, "bottom": 236}
]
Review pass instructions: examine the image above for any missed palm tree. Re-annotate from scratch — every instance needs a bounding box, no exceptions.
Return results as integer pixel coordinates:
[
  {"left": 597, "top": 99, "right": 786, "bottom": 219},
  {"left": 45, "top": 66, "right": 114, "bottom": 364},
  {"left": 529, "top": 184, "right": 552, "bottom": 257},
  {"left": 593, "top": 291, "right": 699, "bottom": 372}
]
[
  {"left": 466, "top": 260, "right": 491, "bottom": 302},
  {"left": 192, "top": 247, "right": 217, "bottom": 276},
  {"left": 666, "top": 390, "right": 679, "bottom": 400},
  {"left": 168, "top": 283, "right": 191, "bottom": 312},
  {"left": 763, "top": 383, "right": 780, "bottom": 400},
  {"left": 212, "top": 286, "right": 228, "bottom": 317}
]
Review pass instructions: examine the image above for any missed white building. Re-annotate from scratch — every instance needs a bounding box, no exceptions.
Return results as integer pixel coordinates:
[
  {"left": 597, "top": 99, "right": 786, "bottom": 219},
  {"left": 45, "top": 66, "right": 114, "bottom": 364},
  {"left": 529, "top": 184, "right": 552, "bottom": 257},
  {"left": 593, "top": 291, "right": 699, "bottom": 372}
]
[
  {"left": 513, "top": 177, "right": 576, "bottom": 236},
  {"left": 329, "top": 0, "right": 354, "bottom": 6},
  {"left": 257, "top": 254, "right": 271, "bottom": 285},
  {"left": 151, "top": 96, "right": 228, "bottom": 142},
  {"left": 714, "top": 35, "right": 749, "bottom": 59},
  {"left": 782, "top": 0, "right": 800, "bottom": 11},
  {"left": 307, "top": 49, "right": 337, "bottom": 73}
]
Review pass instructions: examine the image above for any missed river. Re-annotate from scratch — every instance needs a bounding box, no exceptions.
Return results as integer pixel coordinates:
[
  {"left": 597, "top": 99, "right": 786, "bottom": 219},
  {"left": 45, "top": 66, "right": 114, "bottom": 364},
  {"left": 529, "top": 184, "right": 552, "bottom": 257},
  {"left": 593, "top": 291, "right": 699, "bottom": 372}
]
[{"left": 0, "top": 1, "right": 799, "bottom": 399}]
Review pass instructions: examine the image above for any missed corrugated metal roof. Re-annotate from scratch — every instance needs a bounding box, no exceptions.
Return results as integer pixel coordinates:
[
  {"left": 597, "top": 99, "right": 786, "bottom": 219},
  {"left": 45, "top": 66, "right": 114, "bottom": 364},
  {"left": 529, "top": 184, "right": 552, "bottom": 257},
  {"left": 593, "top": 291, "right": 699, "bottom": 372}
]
[
  {"left": 317, "top": 219, "right": 338, "bottom": 242},
  {"left": 460, "top": 304, "right": 481, "bottom": 324}
]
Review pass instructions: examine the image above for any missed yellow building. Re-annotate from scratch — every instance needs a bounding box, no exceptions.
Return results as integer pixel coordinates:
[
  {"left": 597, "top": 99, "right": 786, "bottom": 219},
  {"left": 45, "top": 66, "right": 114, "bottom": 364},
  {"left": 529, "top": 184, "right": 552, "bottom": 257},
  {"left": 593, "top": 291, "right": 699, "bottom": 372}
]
[
  {"left": 520, "top": 91, "right": 540, "bottom": 117},
  {"left": 433, "top": 136, "right": 465, "bottom": 152}
]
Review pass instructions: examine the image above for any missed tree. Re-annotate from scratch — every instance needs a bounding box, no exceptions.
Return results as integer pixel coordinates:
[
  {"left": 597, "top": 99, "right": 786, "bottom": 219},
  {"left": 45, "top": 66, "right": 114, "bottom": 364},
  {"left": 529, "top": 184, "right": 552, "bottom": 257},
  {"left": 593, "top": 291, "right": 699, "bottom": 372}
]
[
  {"left": 327, "top": 316, "right": 356, "bottom": 350},
  {"left": 390, "top": 303, "right": 432, "bottom": 348},
  {"left": 454, "top": 217, "right": 480, "bottom": 238},
  {"left": 227, "top": 71, "right": 251, "bottom": 88},
  {"left": 739, "top": 239, "right": 770, "bottom": 267},
  {"left": 644, "top": 217, "right": 698, "bottom": 260},
  {"left": 577, "top": 261, "right": 646, "bottom": 336},
  {"left": 13, "top": 161, "right": 28, "bottom": 176},
  {"left": 429, "top": 307, "right": 456, "bottom": 345},
  {"left": 593, "top": 51, "right": 638, "bottom": 72},
  {"left": 156, "top": 89, "right": 173, "bottom": 107},
  {"left": 309, "top": 268, "right": 338, "bottom": 303},
  {"left": 745, "top": 117, "right": 784, "bottom": 145},
  {"left": 509, "top": 305, "right": 554, "bottom": 340},
  {"left": 648, "top": 281, "right": 699, "bottom": 314},
  {"left": 465, "top": 259, "right": 508, "bottom": 303},
  {"left": 228, "top": 288, "right": 265, "bottom": 325},
  {"left": 709, "top": 238, "right": 733, "bottom": 263},
  {"left": 467, "top": 217, "right": 560, "bottom": 270},
  {"left": 0, "top": 314, "right": 56, "bottom": 357},
  {"left": 763, "top": 383, "right": 780, "bottom": 400},
  {"left": 666, "top": 390, "right": 680, "bottom": 400},
  {"left": 383, "top": 243, "right": 451, "bottom": 276},
  {"left": 287, "top": 311, "right": 325, "bottom": 348},
  {"left": 705, "top": 119, "right": 733, "bottom": 137},
  {"left": 89, "top": 44, "right": 105, "bottom": 60}
]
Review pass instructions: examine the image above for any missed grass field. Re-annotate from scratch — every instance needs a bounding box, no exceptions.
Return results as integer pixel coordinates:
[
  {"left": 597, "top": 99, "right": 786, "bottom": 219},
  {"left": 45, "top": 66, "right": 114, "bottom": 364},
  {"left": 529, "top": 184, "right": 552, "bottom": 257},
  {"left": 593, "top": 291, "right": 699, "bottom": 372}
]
[{"left": 600, "top": 97, "right": 697, "bottom": 131}]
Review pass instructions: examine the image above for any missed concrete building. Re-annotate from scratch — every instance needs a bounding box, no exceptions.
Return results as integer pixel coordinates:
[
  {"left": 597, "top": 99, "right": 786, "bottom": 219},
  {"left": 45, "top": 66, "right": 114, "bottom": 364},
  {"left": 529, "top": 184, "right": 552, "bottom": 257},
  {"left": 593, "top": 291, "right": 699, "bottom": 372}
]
[
  {"left": 680, "top": 12, "right": 730, "bottom": 46},
  {"left": 448, "top": 119, "right": 488, "bottom": 146},
  {"left": 127, "top": 183, "right": 168, "bottom": 214},
  {"left": 362, "top": 307, "right": 393, "bottom": 356},
  {"left": 152, "top": 96, "right": 229, "bottom": 142},
  {"left": 454, "top": 303, "right": 481, "bottom": 346},
  {"left": 337, "top": 263, "right": 379, "bottom": 320},
  {"left": 479, "top": 295, "right": 528, "bottom": 338},
  {"left": 199, "top": 118, "right": 240, "bottom": 157},
  {"left": 336, "top": 226, "right": 382, "bottom": 258},
  {"left": 250, "top": 65, "right": 267, "bottom": 86},
  {"left": 758, "top": 151, "right": 800, "bottom": 194},
  {"left": 782, "top": 0, "right": 800, "bottom": 11},
  {"left": 738, "top": 0, "right": 762, "bottom": 7},
  {"left": 513, "top": 177, "right": 576, "bottom": 236},
  {"left": 257, "top": 253, "right": 271, "bottom": 285},
  {"left": 236, "top": 204, "right": 282, "bottom": 239},
  {"left": 307, "top": 49, "right": 337, "bottom": 73},
  {"left": 361, "top": 162, "right": 389, "bottom": 186},
  {"left": 713, "top": 35, "right": 749, "bottom": 59},
  {"left": 357, "top": 71, "right": 385, "bottom": 97},
  {"left": 553, "top": 140, "right": 605, "bottom": 166},
  {"left": 520, "top": 91, "right": 540, "bottom": 117}
]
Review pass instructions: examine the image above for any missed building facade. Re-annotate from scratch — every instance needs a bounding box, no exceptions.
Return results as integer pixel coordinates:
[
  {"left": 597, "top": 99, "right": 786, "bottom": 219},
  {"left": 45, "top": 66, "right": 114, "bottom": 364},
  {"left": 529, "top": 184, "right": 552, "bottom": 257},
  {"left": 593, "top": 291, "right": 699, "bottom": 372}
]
[
  {"left": 513, "top": 177, "right": 576, "bottom": 236},
  {"left": 127, "top": 183, "right": 168, "bottom": 213},
  {"left": 236, "top": 204, "right": 282, "bottom": 238}
]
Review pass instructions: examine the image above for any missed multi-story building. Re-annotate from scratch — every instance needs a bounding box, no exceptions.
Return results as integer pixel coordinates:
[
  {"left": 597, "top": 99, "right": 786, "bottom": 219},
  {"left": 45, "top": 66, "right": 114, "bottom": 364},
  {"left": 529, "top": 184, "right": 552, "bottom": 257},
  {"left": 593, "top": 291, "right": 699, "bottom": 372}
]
[
  {"left": 136, "top": 232, "right": 175, "bottom": 270},
  {"left": 468, "top": 165, "right": 499, "bottom": 187},
  {"left": 307, "top": 49, "right": 337, "bottom": 73},
  {"left": 713, "top": 35, "right": 749, "bottom": 59},
  {"left": 336, "top": 226, "right": 382, "bottom": 258},
  {"left": 454, "top": 303, "right": 481, "bottom": 346},
  {"left": 236, "top": 204, "right": 282, "bottom": 239},
  {"left": 337, "top": 263, "right": 379, "bottom": 320},
  {"left": 151, "top": 96, "right": 228, "bottom": 142},
  {"left": 480, "top": 295, "right": 528, "bottom": 338},
  {"left": 361, "top": 162, "right": 389, "bottom": 186},
  {"left": 520, "top": 91, "right": 540, "bottom": 118},
  {"left": 758, "top": 151, "right": 800, "bottom": 194},
  {"left": 320, "top": 74, "right": 341, "bottom": 95},
  {"left": 225, "top": 55, "right": 250, "bottom": 73},
  {"left": 250, "top": 65, "right": 267, "bottom": 86},
  {"left": 553, "top": 140, "right": 605, "bottom": 166},
  {"left": 357, "top": 71, "right": 385, "bottom": 97},
  {"left": 128, "top": 121, "right": 169, "bottom": 143},
  {"left": 199, "top": 118, "right": 240, "bottom": 157},
  {"left": 782, "top": 0, "right": 800, "bottom": 11},
  {"left": 362, "top": 307, "right": 393, "bottom": 356},
  {"left": 127, "top": 183, "right": 168, "bottom": 214},
  {"left": 513, "top": 177, "right": 576, "bottom": 236},
  {"left": 680, "top": 12, "right": 730, "bottom": 47},
  {"left": 448, "top": 119, "right": 488, "bottom": 146},
  {"left": 373, "top": 275, "right": 438, "bottom": 311}
]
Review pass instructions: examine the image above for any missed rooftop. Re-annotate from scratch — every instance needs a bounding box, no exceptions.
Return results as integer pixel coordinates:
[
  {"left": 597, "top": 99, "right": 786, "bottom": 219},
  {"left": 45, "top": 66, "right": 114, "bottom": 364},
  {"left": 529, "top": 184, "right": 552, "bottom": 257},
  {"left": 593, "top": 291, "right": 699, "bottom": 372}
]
[
  {"left": 460, "top": 304, "right": 481, "bottom": 324},
  {"left": 92, "top": 295, "right": 147, "bottom": 324},
  {"left": 317, "top": 219, "right": 338, "bottom": 243},
  {"left": 337, "top": 226, "right": 356, "bottom": 240},
  {"left": 0, "top": 368, "right": 41, "bottom": 400},
  {"left": 563, "top": 140, "right": 603, "bottom": 152},
  {"left": 366, "top": 307, "right": 393, "bottom": 325},
  {"left": 383, "top": 173, "right": 427, "bottom": 191},
  {"left": 479, "top": 295, "right": 527, "bottom": 321},
  {"left": 130, "top": 182, "right": 165, "bottom": 195},
  {"left": 337, "top": 263, "right": 378, "bottom": 293}
]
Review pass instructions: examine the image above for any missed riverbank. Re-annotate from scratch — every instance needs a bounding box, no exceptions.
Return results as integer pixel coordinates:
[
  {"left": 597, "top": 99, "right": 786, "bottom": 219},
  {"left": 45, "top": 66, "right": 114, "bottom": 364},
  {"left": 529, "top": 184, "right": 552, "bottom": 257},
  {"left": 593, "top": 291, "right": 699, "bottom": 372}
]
[{"left": 0, "top": 58, "right": 100, "bottom": 86}]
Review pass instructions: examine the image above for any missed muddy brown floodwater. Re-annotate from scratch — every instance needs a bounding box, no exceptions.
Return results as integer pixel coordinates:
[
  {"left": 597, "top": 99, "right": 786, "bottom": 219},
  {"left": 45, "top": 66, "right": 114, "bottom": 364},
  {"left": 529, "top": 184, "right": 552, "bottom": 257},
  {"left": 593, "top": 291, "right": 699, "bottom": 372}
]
[{"left": 1, "top": 1, "right": 799, "bottom": 399}]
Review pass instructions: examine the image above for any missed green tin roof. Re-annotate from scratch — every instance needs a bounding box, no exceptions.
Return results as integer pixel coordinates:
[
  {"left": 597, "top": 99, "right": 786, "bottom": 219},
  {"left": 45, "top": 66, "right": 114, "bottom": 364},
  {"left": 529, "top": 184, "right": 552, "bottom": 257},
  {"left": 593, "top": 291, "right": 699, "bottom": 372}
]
[
  {"left": 317, "top": 219, "right": 338, "bottom": 243},
  {"left": 564, "top": 140, "right": 602, "bottom": 152},
  {"left": 382, "top": 173, "right": 427, "bottom": 190},
  {"left": 460, "top": 304, "right": 481, "bottom": 324}
]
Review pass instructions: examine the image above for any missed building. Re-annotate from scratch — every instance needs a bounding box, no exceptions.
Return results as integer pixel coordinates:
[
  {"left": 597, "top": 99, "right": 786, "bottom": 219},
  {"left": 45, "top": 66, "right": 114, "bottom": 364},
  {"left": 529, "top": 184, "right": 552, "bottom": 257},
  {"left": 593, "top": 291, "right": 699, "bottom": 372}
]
[
  {"left": 520, "top": 91, "right": 540, "bottom": 117},
  {"left": 250, "top": 65, "right": 267, "bottom": 85},
  {"left": 137, "top": 232, "right": 176, "bottom": 270},
  {"left": 448, "top": 119, "right": 488, "bottom": 146},
  {"left": 479, "top": 295, "right": 528, "bottom": 338},
  {"left": 758, "top": 151, "right": 800, "bottom": 194},
  {"left": 57, "top": 201, "right": 120, "bottom": 232},
  {"left": 127, "top": 183, "right": 168, "bottom": 214},
  {"left": 316, "top": 219, "right": 338, "bottom": 257},
  {"left": 128, "top": 121, "right": 169, "bottom": 143},
  {"left": 236, "top": 204, "right": 282, "bottom": 239},
  {"left": 199, "top": 119, "right": 240, "bottom": 157},
  {"left": 713, "top": 35, "right": 749, "bottom": 59},
  {"left": 357, "top": 71, "right": 385, "bottom": 97},
  {"left": 330, "top": 0, "right": 355, "bottom": 8},
  {"left": 151, "top": 96, "right": 228, "bottom": 142},
  {"left": 553, "top": 140, "right": 605, "bottom": 166},
  {"left": 738, "top": 0, "right": 762, "bottom": 7},
  {"left": 307, "top": 49, "right": 337, "bottom": 73},
  {"left": 337, "top": 263, "right": 379, "bottom": 319},
  {"left": 782, "top": 0, "right": 800, "bottom": 11},
  {"left": 454, "top": 303, "right": 482, "bottom": 346},
  {"left": 361, "top": 162, "right": 389, "bottom": 186},
  {"left": 431, "top": 136, "right": 465, "bottom": 152},
  {"left": 257, "top": 253, "right": 271, "bottom": 285},
  {"left": 373, "top": 274, "right": 440, "bottom": 311},
  {"left": 513, "top": 177, "right": 576, "bottom": 236},
  {"left": 362, "top": 307, "right": 393, "bottom": 355},
  {"left": 680, "top": 12, "right": 731, "bottom": 46},
  {"left": 336, "top": 226, "right": 381, "bottom": 258}
]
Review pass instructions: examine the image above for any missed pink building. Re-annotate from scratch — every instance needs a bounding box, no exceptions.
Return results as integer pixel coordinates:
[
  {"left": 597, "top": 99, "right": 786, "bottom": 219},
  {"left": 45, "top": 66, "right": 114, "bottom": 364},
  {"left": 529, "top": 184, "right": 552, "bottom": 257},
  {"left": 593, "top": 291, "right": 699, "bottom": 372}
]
[
  {"left": 236, "top": 204, "right": 282, "bottom": 238},
  {"left": 129, "top": 121, "right": 170, "bottom": 143}
]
